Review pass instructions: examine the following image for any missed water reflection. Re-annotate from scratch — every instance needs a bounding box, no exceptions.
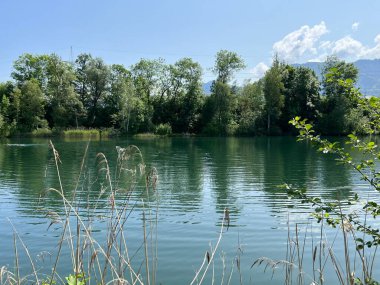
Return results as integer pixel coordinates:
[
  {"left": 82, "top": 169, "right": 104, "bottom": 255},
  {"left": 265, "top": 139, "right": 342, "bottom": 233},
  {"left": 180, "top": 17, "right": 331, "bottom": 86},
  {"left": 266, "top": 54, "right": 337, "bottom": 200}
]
[
  {"left": 0, "top": 137, "right": 359, "bottom": 219},
  {"left": 1, "top": 136, "right": 378, "bottom": 285}
]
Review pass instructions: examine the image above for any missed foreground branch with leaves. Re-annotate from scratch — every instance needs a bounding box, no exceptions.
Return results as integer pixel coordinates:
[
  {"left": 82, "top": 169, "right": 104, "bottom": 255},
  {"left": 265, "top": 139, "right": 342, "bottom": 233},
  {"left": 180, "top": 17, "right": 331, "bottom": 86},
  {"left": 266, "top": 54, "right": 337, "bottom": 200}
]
[{"left": 276, "top": 116, "right": 380, "bottom": 285}]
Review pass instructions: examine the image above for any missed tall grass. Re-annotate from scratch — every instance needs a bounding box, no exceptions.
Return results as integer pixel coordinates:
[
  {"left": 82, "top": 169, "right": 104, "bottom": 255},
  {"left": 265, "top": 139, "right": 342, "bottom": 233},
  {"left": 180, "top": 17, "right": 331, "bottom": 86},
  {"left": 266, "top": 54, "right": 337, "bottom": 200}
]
[
  {"left": 1, "top": 141, "right": 231, "bottom": 285},
  {"left": 62, "top": 129, "right": 110, "bottom": 139},
  {"left": 1, "top": 141, "right": 157, "bottom": 285},
  {"left": 253, "top": 210, "right": 379, "bottom": 285},
  {"left": 251, "top": 117, "right": 380, "bottom": 285}
]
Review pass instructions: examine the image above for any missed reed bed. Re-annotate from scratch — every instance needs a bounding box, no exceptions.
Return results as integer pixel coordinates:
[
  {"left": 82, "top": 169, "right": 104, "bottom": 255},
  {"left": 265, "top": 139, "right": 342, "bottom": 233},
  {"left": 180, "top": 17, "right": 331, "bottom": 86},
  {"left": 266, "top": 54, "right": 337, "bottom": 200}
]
[
  {"left": 253, "top": 211, "right": 379, "bottom": 285},
  {"left": 0, "top": 141, "right": 231, "bottom": 285},
  {"left": 62, "top": 129, "right": 110, "bottom": 139}
]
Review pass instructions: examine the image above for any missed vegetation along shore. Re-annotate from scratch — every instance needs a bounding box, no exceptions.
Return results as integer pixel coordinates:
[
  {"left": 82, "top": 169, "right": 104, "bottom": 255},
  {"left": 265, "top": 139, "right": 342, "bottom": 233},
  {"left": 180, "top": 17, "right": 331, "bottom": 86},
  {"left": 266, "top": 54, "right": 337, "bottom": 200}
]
[{"left": 0, "top": 50, "right": 376, "bottom": 138}]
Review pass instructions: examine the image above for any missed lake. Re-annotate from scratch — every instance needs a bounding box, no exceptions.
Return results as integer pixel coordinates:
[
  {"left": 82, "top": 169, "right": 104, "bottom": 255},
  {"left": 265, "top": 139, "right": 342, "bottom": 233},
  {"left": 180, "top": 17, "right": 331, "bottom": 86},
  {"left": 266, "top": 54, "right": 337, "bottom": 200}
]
[{"left": 0, "top": 136, "right": 379, "bottom": 284}]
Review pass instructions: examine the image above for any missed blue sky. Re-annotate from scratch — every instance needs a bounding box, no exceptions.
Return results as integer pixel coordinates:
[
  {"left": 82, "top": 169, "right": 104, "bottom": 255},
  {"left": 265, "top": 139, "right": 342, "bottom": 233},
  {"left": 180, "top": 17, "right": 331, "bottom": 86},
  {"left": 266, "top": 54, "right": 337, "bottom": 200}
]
[{"left": 1, "top": 0, "right": 380, "bottom": 83}]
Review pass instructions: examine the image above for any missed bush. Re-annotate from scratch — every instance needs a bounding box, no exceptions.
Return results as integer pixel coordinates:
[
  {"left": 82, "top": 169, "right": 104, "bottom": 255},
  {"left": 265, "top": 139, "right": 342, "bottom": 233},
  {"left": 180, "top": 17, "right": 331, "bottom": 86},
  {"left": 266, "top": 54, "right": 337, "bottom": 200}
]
[
  {"left": 226, "top": 120, "right": 239, "bottom": 136},
  {"left": 154, "top": 123, "right": 172, "bottom": 136},
  {"left": 31, "top": 128, "right": 53, "bottom": 137}
]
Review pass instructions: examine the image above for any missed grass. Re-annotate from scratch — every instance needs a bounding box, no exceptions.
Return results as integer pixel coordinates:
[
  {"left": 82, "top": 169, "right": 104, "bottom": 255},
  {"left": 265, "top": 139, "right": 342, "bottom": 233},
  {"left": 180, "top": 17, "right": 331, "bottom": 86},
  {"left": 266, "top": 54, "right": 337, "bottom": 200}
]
[
  {"left": 31, "top": 128, "right": 54, "bottom": 137},
  {"left": 132, "top": 133, "right": 160, "bottom": 139},
  {"left": 1, "top": 142, "right": 158, "bottom": 284},
  {"left": 252, "top": 211, "right": 379, "bottom": 285},
  {"left": 62, "top": 129, "right": 110, "bottom": 139},
  {"left": 250, "top": 117, "right": 380, "bottom": 285}
]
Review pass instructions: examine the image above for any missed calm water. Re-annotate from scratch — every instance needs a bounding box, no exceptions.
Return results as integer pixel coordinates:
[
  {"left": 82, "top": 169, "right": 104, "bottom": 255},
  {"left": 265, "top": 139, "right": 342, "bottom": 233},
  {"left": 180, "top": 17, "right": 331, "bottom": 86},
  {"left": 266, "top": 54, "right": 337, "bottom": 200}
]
[{"left": 0, "top": 137, "right": 379, "bottom": 284}]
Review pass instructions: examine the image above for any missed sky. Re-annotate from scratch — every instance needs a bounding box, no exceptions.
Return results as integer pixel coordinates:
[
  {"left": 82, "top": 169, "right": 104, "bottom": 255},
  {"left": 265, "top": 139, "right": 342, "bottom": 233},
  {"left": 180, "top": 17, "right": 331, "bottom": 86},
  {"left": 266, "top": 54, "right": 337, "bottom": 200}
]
[{"left": 1, "top": 0, "right": 380, "bottom": 83}]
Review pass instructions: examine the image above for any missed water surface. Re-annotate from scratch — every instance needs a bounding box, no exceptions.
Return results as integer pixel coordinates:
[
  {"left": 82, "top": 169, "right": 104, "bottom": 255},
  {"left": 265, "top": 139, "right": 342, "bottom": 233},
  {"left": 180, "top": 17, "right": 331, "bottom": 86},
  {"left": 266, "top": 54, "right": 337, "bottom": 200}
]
[{"left": 0, "top": 137, "right": 379, "bottom": 284}]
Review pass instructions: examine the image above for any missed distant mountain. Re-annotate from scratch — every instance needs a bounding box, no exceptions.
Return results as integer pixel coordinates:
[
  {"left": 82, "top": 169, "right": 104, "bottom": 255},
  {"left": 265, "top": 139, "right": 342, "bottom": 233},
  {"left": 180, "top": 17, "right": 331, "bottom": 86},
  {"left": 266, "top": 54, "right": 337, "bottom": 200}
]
[{"left": 295, "top": 59, "right": 380, "bottom": 96}]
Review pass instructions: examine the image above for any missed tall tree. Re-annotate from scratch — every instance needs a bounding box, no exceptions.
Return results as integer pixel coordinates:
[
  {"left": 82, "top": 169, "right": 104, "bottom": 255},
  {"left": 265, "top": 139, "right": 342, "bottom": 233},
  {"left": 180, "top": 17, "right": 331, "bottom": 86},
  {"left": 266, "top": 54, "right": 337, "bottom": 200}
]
[
  {"left": 75, "top": 54, "right": 110, "bottom": 126},
  {"left": 0, "top": 82, "right": 15, "bottom": 131},
  {"left": 236, "top": 80, "right": 265, "bottom": 134},
  {"left": 107, "top": 64, "right": 134, "bottom": 132},
  {"left": 46, "top": 54, "right": 83, "bottom": 127},
  {"left": 263, "top": 57, "right": 285, "bottom": 134},
  {"left": 131, "top": 58, "right": 163, "bottom": 104},
  {"left": 207, "top": 81, "right": 235, "bottom": 135},
  {"left": 12, "top": 53, "right": 49, "bottom": 89},
  {"left": 319, "top": 56, "right": 360, "bottom": 134},
  {"left": 75, "top": 53, "right": 92, "bottom": 106},
  {"left": 154, "top": 58, "right": 204, "bottom": 132},
  {"left": 280, "top": 65, "right": 320, "bottom": 132},
  {"left": 174, "top": 58, "right": 204, "bottom": 133},
  {"left": 322, "top": 55, "right": 358, "bottom": 98},
  {"left": 19, "top": 79, "right": 46, "bottom": 131},
  {"left": 212, "top": 50, "right": 245, "bottom": 84}
]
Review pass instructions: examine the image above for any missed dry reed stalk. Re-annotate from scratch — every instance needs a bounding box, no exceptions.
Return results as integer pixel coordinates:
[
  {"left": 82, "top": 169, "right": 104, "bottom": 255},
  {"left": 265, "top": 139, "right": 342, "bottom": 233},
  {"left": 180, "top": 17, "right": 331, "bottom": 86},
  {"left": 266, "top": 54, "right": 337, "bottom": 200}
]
[
  {"left": 48, "top": 140, "right": 89, "bottom": 285},
  {"left": 47, "top": 187, "right": 144, "bottom": 285},
  {"left": 13, "top": 233, "right": 20, "bottom": 285},
  {"left": 328, "top": 247, "right": 345, "bottom": 284},
  {"left": 3, "top": 142, "right": 159, "bottom": 285},
  {"left": 8, "top": 219, "right": 39, "bottom": 284},
  {"left": 189, "top": 208, "right": 227, "bottom": 285},
  {"left": 142, "top": 210, "right": 150, "bottom": 285}
]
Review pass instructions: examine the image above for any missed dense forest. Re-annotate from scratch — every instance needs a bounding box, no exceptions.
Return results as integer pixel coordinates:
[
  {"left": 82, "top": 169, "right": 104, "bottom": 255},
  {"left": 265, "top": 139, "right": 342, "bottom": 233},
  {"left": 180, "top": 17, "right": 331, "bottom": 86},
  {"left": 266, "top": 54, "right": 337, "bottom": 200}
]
[{"left": 0, "top": 50, "right": 376, "bottom": 137}]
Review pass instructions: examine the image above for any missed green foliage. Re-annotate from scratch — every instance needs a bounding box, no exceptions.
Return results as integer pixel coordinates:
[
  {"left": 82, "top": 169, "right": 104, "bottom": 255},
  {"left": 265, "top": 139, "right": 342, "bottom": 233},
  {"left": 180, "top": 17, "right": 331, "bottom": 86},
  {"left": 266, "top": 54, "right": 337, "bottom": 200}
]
[
  {"left": 236, "top": 80, "right": 265, "bottom": 134},
  {"left": 205, "top": 81, "right": 236, "bottom": 135},
  {"left": 289, "top": 116, "right": 380, "bottom": 282},
  {"left": 319, "top": 56, "right": 362, "bottom": 135},
  {"left": 62, "top": 129, "right": 107, "bottom": 138},
  {"left": 19, "top": 79, "right": 46, "bottom": 132},
  {"left": 131, "top": 58, "right": 163, "bottom": 104},
  {"left": 0, "top": 52, "right": 376, "bottom": 137},
  {"left": 212, "top": 50, "right": 245, "bottom": 84},
  {"left": 280, "top": 65, "right": 321, "bottom": 132},
  {"left": 31, "top": 128, "right": 53, "bottom": 137},
  {"left": 155, "top": 123, "right": 172, "bottom": 136},
  {"left": 152, "top": 57, "right": 204, "bottom": 133},
  {"left": 322, "top": 55, "right": 359, "bottom": 99},
  {"left": 65, "top": 273, "right": 87, "bottom": 285},
  {"left": 46, "top": 54, "right": 83, "bottom": 128},
  {"left": 263, "top": 56, "right": 285, "bottom": 134},
  {"left": 108, "top": 64, "right": 135, "bottom": 132},
  {"left": 12, "top": 53, "right": 49, "bottom": 88}
]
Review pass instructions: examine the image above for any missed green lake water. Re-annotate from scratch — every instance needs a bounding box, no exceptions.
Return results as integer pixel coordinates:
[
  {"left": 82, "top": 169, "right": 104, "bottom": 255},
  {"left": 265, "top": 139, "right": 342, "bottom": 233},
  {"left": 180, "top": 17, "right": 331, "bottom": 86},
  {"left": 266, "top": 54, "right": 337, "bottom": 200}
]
[{"left": 0, "top": 137, "right": 379, "bottom": 284}]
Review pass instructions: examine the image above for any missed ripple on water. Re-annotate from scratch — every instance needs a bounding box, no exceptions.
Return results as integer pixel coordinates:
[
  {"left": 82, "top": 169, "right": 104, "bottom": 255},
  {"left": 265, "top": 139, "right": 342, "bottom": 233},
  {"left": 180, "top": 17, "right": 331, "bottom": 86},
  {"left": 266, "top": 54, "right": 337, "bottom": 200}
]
[{"left": 1, "top": 137, "right": 380, "bottom": 284}]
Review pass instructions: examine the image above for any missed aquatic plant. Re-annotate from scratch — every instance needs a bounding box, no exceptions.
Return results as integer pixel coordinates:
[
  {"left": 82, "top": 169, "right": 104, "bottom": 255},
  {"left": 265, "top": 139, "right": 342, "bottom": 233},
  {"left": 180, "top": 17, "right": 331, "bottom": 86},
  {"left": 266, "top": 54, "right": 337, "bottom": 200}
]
[{"left": 253, "top": 115, "right": 380, "bottom": 285}]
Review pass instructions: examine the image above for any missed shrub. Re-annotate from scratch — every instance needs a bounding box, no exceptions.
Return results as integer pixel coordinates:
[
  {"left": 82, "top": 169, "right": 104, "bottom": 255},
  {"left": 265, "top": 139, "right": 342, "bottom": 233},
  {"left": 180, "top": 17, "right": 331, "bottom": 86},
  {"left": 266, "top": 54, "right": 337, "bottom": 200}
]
[
  {"left": 31, "top": 128, "right": 53, "bottom": 137},
  {"left": 154, "top": 123, "right": 172, "bottom": 136}
]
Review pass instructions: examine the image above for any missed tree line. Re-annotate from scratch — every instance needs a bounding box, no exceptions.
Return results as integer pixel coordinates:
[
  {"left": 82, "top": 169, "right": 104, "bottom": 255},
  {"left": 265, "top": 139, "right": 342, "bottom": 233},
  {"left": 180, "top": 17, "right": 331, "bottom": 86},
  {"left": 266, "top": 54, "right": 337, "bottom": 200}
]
[{"left": 0, "top": 50, "right": 375, "bottom": 137}]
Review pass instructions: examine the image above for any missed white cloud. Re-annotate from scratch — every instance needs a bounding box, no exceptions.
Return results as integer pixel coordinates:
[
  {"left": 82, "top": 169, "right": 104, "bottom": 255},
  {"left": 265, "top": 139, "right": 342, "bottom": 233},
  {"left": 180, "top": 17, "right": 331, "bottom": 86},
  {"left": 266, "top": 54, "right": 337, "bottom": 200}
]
[
  {"left": 352, "top": 22, "right": 360, "bottom": 32},
  {"left": 269, "top": 22, "right": 380, "bottom": 63},
  {"left": 328, "top": 34, "right": 380, "bottom": 60},
  {"left": 249, "top": 62, "right": 269, "bottom": 81},
  {"left": 272, "top": 21, "right": 328, "bottom": 62},
  {"left": 331, "top": 36, "right": 365, "bottom": 60},
  {"left": 250, "top": 22, "right": 380, "bottom": 82},
  {"left": 362, "top": 34, "right": 380, "bottom": 59},
  {"left": 375, "top": 34, "right": 380, "bottom": 44}
]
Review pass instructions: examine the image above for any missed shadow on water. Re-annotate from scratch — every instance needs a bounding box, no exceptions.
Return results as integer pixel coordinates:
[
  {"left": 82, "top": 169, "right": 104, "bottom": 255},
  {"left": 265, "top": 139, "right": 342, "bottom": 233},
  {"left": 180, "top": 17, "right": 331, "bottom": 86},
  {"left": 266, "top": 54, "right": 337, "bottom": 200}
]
[
  {"left": 0, "top": 136, "right": 358, "bottom": 220},
  {"left": 0, "top": 136, "right": 375, "bottom": 285}
]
